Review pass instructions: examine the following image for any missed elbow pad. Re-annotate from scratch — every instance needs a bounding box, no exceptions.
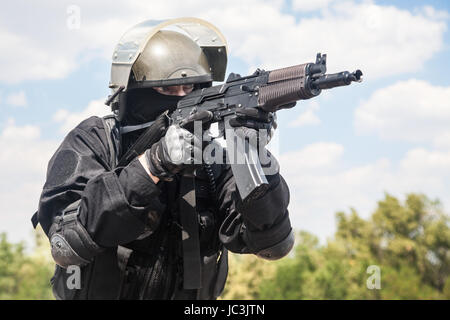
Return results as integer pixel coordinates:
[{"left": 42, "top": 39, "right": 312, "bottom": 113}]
[
  {"left": 49, "top": 201, "right": 103, "bottom": 268},
  {"left": 256, "top": 229, "right": 295, "bottom": 260}
]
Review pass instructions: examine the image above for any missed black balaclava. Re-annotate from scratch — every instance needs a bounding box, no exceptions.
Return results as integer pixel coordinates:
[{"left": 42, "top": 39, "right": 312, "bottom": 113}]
[
  {"left": 120, "top": 83, "right": 211, "bottom": 155},
  {"left": 120, "top": 87, "right": 185, "bottom": 157},
  {"left": 122, "top": 87, "right": 183, "bottom": 126}
]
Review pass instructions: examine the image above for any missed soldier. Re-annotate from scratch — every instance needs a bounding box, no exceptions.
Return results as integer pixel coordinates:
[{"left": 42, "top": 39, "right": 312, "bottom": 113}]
[{"left": 32, "top": 18, "right": 294, "bottom": 300}]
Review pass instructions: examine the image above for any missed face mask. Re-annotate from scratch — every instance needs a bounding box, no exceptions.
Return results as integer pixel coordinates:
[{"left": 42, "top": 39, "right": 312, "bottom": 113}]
[{"left": 123, "top": 88, "right": 183, "bottom": 125}]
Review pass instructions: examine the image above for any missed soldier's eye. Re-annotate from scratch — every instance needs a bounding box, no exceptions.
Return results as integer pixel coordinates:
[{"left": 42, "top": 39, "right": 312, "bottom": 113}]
[{"left": 183, "top": 85, "right": 194, "bottom": 93}]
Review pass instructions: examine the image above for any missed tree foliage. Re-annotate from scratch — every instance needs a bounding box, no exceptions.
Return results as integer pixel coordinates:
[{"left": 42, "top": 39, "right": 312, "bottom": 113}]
[
  {"left": 0, "top": 227, "right": 53, "bottom": 300},
  {"left": 222, "top": 193, "right": 449, "bottom": 299}
]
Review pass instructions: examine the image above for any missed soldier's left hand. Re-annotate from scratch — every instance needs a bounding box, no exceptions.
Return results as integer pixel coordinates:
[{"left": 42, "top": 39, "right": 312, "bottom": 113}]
[{"left": 229, "top": 108, "right": 277, "bottom": 145}]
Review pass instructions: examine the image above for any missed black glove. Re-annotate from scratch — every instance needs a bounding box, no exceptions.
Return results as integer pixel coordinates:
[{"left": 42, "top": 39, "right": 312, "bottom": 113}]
[
  {"left": 144, "top": 125, "right": 202, "bottom": 181},
  {"left": 229, "top": 108, "right": 275, "bottom": 129},
  {"left": 229, "top": 108, "right": 277, "bottom": 146}
]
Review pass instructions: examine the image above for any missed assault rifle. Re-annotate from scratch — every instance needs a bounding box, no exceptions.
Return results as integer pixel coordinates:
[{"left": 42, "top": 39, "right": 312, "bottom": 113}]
[{"left": 120, "top": 53, "right": 363, "bottom": 202}]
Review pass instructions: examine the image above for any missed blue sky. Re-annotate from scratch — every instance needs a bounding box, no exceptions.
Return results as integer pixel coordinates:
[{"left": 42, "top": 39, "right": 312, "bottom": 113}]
[{"left": 0, "top": 0, "right": 449, "bottom": 245}]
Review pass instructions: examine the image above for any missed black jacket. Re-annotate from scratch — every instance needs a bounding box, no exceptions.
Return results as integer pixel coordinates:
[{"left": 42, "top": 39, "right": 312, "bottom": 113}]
[{"left": 36, "top": 115, "right": 293, "bottom": 299}]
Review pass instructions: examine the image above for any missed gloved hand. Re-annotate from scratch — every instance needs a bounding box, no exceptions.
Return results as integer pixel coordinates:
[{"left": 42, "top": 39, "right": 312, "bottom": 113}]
[
  {"left": 229, "top": 108, "right": 277, "bottom": 145},
  {"left": 144, "top": 125, "right": 202, "bottom": 181}
]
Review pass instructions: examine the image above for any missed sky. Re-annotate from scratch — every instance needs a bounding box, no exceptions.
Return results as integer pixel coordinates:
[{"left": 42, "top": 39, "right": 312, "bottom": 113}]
[{"left": 0, "top": 0, "right": 449, "bottom": 245}]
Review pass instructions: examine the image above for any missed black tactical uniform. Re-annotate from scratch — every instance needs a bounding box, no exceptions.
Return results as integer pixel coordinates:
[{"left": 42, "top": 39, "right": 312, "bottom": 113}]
[{"left": 33, "top": 18, "right": 294, "bottom": 300}]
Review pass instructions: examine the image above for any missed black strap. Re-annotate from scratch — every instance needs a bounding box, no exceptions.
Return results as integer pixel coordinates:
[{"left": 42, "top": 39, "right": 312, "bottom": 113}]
[
  {"left": 120, "top": 120, "right": 155, "bottom": 135},
  {"left": 213, "top": 247, "right": 228, "bottom": 298},
  {"left": 179, "top": 176, "right": 202, "bottom": 289},
  {"left": 117, "top": 112, "right": 169, "bottom": 167},
  {"left": 31, "top": 211, "right": 39, "bottom": 229},
  {"left": 101, "top": 115, "right": 120, "bottom": 169}
]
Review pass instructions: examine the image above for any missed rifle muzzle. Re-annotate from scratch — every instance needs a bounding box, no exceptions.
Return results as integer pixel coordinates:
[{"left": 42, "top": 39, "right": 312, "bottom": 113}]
[{"left": 312, "top": 70, "right": 363, "bottom": 90}]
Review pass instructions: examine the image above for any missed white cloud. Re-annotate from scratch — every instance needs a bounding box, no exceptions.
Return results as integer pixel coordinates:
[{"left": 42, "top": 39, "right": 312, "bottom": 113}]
[
  {"left": 288, "top": 101, "right": 321, "bottom": 127},
  {"left": 0, "top": 0, "right": 447, "bottom": 83},
  {"left": 354, "top": 79, "right": 450, "bottom": 148},
  {"left": 433, "top": 132, "right": 450, "bottom": 149},
  {"left": 6, "top": 90, "right": 27, "bottom": 107},
  {"left": 0, "top": 119, "right": 59, "bottom": 244},
  {"left": 0, "top": 118, "right": 40, "bottom": 142},
  {"left": 421, "top": 5, "right": 450, "bottom": 20},
  {"left": 53, "top": 98, "right": 113, "bottom": 134},
  {"left": 292, "top": 0, "right": 335, "bottom": 12},
  {"left": 220, "top": 1, "right": 447, "bottom": 80},
  {"left": 280, "top": 142, "right": 343, "bottom": 170},
  {"left": 279, "top": 142, "right": 450, "bottom": 242},
  {"left": 0, "top": 28, "right": 76, "bottom": 83},
  {"left": 400, "top": 148, "right": 450, "bottom": 182}
]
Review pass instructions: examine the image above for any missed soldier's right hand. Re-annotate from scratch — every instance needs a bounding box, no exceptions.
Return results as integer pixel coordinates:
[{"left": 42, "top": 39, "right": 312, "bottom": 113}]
[{"left": 143, "top": 124, "right": 202, "bottom": 181}]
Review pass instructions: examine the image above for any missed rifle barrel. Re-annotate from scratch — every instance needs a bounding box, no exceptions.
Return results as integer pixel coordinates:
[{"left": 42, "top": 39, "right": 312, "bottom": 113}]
[{"left": 311, "top": 70, "right": 363, "bottom": 90}]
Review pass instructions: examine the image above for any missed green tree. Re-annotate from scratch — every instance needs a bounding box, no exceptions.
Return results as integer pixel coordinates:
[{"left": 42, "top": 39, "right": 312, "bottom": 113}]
[
  {"left": 0, "top": 227, "right": 54, "bottom": 300},
  {"left": 224, "top": 193, "right": 449, "bottom": 300},
  {"left": 370, "top": 194, "right": 449, "bottom": 296},
  {"left": 221, "top": 252, "right": 276, "bottom": 299}
]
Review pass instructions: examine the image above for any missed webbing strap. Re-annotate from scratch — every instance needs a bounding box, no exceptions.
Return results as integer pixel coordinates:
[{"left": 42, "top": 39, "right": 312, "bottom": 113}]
[
  {"left": 179, "top": 177, "right": 202, "bottom": 289},
  {"left": 119, "top": 120, "right": 154, "bottom": 135},
  {"left": 117, "top": 112, "right": 168, "bottom": 167},
  {"left": 31, "top": 211, "right": 39, "bottom": 229}
]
